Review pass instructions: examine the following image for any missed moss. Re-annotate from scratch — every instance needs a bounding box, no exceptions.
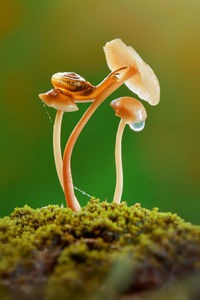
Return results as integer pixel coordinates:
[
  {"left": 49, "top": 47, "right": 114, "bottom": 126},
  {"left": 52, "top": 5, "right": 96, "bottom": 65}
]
[{"left": 0, "top": 199, "right": 200, "bottom": 299}]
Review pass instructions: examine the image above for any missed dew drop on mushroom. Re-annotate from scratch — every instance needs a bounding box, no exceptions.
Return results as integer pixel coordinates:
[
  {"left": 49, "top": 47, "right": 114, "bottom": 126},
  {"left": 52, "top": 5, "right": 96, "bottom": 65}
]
[{"left": 129, "top": 120, "right": 145, "bottom": 132}]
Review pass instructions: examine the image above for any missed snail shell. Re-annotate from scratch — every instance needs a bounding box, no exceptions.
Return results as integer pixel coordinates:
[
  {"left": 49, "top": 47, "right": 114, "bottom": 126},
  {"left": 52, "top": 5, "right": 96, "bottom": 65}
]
[{"left": 51, "top": 72, "right": 94, "bottom": 97}]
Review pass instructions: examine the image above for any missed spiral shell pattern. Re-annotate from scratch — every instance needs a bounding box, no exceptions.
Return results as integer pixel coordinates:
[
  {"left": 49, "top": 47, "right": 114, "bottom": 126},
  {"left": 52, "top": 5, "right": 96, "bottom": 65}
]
[{"left": 51, "top": 72, "right": 94, "bottom": 96}]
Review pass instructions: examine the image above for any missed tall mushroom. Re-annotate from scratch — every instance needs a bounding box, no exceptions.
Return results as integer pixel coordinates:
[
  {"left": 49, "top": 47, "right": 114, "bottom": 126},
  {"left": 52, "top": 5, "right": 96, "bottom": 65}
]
[
  {"left": 110, "top": 97, "right": 147, "bottom": 204},
  {"left": 104, "top": 39, "right": 160, "bottom": 204}
]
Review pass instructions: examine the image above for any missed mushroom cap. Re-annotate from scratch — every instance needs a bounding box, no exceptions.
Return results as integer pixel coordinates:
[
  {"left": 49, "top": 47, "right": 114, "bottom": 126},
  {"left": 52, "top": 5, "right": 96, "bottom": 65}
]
[
  {"left": 103, "top": 39, "right": 160, "bottom": 106},
  {"left": 110, "top": 97, "right": 147, "bottom": 125},
  {"left": 39, "top": 89, "right": 78, "bottom": 112}
]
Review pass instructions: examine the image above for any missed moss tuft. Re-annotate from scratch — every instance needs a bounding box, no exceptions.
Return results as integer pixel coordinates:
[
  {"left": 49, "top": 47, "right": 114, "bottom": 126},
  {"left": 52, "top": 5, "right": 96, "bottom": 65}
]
[{"left": 0, "top": 199, "right": 200, "bottom": 299}]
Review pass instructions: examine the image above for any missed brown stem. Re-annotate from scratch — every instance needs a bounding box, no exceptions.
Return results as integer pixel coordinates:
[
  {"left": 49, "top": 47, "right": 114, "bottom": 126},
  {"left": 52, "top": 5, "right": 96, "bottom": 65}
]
[
  {"left": 62, "top": 67, "right": 136, "bottom": 211},
  {"left": 53, "top": 110, "right": 64, "bottom": 189},
  {"left": 113, "top": 119, "right": 126, "bottom": 204}
]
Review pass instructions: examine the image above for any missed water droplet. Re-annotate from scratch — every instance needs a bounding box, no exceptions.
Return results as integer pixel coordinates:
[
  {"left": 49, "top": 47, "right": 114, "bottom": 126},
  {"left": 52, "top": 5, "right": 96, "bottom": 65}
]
[{"left": 129, "top": 120, "right": 145, "bottom": 132}]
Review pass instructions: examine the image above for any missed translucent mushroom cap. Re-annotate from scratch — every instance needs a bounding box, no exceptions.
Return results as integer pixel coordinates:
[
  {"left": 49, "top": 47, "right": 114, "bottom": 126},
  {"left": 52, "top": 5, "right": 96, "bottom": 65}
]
[
  {"left": 110, "top": 97, "right": 147, "bottom": 131},
  {"left": 104, "top": 39, "right": 160, "bottom": 106},
  {"left": 39, "top": 89, "right": 78, "bottom": 112}
]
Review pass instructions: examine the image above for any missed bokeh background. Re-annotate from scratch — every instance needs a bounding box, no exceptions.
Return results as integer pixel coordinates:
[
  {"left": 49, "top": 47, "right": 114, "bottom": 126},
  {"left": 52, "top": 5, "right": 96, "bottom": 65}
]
[{"left": 1, "top": 0, "right": 200, "bottom": 223}]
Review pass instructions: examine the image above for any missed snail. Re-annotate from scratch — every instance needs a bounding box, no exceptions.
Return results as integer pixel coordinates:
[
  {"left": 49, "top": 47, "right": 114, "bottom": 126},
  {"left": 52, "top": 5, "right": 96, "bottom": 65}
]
[
  {"left": 51, "top": 67, "right": 127, "bottom": 102},
  {"left": 51, "top": 72, "right": 94, "bottom": 98}
]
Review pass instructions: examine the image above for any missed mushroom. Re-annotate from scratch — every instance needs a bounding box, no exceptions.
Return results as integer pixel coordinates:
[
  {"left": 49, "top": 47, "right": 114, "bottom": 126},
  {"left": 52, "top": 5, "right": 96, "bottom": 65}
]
[
  {"left": 103, "top": 38, "right": 160, "bottom": 105},
  {"left": 110, "top": 97, "right": 147, "bottom": 204},
  {"left": 39, "top": 89, "right": 82, "bottom": 210},
  {"left": 39, "top": 88, "right": 78, "bottom": 112}
]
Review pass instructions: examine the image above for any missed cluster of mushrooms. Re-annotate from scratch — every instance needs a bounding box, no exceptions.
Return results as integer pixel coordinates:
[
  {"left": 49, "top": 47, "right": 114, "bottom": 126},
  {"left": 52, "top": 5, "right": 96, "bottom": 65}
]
[{"left": 39, "top": 39, "right": 160, "bottom": 212}]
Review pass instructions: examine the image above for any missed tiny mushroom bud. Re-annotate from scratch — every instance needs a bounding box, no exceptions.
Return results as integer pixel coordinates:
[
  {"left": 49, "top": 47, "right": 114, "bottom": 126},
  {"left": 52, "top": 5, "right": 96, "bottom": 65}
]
[
  {"left": 110, "top": 97, "right": 147, "bottom": 205},
  {"left": 104, "top": 38, "right": 160, "bottom": 105}
]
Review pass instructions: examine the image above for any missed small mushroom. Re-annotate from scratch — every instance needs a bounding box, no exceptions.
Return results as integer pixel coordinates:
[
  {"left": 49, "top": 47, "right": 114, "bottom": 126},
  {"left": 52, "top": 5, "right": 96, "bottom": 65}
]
[
  {"left": 39, "top": 89, "right": 81, "bottom": 211},
  {"left": 104, "top": 38, "right": 160, "bottom": 105},
  {"left": 110, "top": 97, "right": 147, "bottom": 204}
]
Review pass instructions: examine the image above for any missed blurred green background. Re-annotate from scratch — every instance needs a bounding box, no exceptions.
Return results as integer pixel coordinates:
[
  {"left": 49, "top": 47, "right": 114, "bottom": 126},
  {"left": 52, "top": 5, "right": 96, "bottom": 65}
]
[{"left": 0, "top": 0, "right": 200, "bottom": 223}]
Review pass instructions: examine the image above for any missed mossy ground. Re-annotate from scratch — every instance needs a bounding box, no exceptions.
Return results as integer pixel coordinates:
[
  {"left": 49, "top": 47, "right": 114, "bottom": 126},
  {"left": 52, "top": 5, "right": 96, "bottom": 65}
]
[{"left": 0, "top": 198, "right": 200, "bottom": 300}]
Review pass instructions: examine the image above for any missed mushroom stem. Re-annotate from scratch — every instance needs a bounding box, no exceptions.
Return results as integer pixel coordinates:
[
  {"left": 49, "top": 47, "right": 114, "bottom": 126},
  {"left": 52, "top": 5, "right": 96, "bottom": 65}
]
[
  {"left": 63, "top": 67, "right": 136, "bottom": 211},
  {"left": 113, "top": 119, "right": 126, "bottom": 204},
  {"left": 53, "top": 110, "right": 64, "bottom": 189}
]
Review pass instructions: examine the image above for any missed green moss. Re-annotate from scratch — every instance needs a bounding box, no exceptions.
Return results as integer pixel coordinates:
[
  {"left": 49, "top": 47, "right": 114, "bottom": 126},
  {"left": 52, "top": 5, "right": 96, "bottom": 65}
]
[{"left": 0, "top": 199, "right": 200, "bottom": 299}]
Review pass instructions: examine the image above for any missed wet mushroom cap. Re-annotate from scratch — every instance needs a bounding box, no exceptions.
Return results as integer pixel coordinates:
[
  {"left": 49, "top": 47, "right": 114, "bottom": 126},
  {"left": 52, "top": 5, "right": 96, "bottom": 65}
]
[
  {"left": 39, "top": 89, "right": 78, "bottom": 112},
  {"left": 110, "top": 97, "right": 147, "bottom": 124},
  {"left": 104, "top": 39, "right": 160, "bottom": 106}
]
